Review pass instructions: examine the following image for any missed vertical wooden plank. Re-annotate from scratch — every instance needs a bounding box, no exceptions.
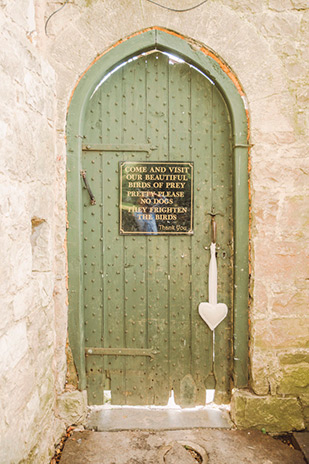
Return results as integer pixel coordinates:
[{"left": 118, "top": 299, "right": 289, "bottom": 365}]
[
  {"left": 212, "top": 86, "right": 233, "bottom": 403},
  {"left": 102, "top": 153, "right": 126, "bottom": 404},
  {"left": 82, "top": 152, "right": 104, "bottom": 405},
  {"left": 121, "top": 58, "right": 148, "bottom": 405},
  {"left": 101, "top": 70, "right": 126, "bottom": 404},
  {"left": 190, "top": 68, "right": 214, "bottom": 403},
  {"left": 146, "top": 52, "right": 170, "bottom": 405},
  {"left": 83, "top": 86, "right": 101, "bottom": 146},
  {"left": 168, "top": 58, "right": 193, "bottom": 406},
  {"left": 82, "top": 89, "right": 105, "bottom": 405}
]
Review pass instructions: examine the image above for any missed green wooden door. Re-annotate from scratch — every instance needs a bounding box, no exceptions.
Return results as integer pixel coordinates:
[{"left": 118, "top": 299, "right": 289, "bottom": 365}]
[{"left": 81, "top": 51, "right": 233, "bottom": 406}]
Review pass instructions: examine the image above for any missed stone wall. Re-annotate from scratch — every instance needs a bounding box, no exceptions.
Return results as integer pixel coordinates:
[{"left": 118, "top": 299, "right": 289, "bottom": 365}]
[
  {"left": 0, "top": 1, "right": 85, "bottom": 462},
  {"left": 0, "top": 0, "right": 308, "bottom": 461}
]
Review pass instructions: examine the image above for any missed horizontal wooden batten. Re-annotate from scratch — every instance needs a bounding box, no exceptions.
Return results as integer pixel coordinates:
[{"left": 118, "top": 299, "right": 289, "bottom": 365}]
[
  {"left": 85, "top": 347, "right": 160, "bottom": 359},
  {"left": 82, "top": 144, "right": 157, "bottom": 153}
]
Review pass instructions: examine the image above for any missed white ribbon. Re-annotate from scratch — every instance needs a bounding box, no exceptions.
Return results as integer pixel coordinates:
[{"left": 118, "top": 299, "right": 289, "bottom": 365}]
[{"left": 209, "top": 242, "right": 217, "bottom": 305}]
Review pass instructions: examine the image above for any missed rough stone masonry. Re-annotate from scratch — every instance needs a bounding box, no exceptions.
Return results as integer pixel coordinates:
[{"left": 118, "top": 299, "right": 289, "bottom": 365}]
[{"left": 0, "top": 0, "right": 308, "bottom": 462}]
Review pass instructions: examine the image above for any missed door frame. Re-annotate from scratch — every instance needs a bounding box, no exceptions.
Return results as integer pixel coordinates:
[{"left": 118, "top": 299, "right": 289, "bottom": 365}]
[{"left": 66, "top": 27, "right": 250, "bottom": 394}]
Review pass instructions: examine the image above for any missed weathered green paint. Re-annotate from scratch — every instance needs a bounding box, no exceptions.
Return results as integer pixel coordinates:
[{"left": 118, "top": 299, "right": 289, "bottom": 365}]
[{"left": 67, "top": 29, "right": 249, "bottom": 403}]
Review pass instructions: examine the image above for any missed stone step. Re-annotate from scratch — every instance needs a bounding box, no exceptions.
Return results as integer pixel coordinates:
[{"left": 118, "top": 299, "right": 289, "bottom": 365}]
[
  {"left": 86, "top": 407, "right": 232, "bottom": 431},
  {"left": 293, "top": 432, "right": 309, "bottom": 463}
]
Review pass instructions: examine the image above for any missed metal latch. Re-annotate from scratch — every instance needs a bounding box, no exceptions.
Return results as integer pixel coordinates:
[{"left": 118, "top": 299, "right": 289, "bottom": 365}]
[
  {"left": 85, "top": 347, "right": 160, "bottom": 359},
  {"left": 80, "top": 170, "right": 96, "bottom": 205}
]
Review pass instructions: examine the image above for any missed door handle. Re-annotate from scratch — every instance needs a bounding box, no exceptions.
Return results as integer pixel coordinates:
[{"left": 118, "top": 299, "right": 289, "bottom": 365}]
[{"left": 81, "top": 170, "right": 96, "bottom": 205}]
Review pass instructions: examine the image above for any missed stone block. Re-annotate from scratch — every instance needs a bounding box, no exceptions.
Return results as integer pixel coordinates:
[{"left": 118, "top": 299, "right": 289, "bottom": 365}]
[
  {"left": 270, "top": 280, "right": 309, "bottom": 317},
  {"left": 252, "top": 158, "right": 309, "bottom": 204},
  {"left": 277, "top": 195, "right": 309, "bottom": 241},
  {"left": 252, "top": 318, "right": 309, "bottom": 350},
  {"left": 299, "top": 395, "right": 309, "bottom": 429},
  {"left": 251, "top": 194, "right": 280, "bottom": 239},
  {"left": 50, "top": 23, "right": 96, "bottom": 75},
  {"left": 0, "top": 305, "right": 13, "bottom": 335},
  {"left": 56, "top": 390, "right": 88, "bottom": 426},
  {"left": 3, "top": 357, "right": 36, "bottom": 414},
  {"left": 279, "top": 351, "right": 309, "bottom": 365},
  {"left": 13, "top": 283, "right": 34, "bottom": 321},
  {"left": 31, "top": 219, "right": 53, "bottom": 272},
  {"left": 278, "top": 364, "right": 309, "bottom": 395},
  {"left": 253, "top": 240, "right": 308, "bottom": 284},
  {"left": 66, "top": 344, "right": 79, "bottom": 390},
  {"left": 293, "top": 0, "right": 309, "bottom": 9},
  {"left": 39, "top": 368, "right": 56, "bottom": 414},
  {"left": 268, "top": 0, "right": 294, "bottom": 11},
  {"left": 0, "top": 322, "right": 28, "bottom": 372},
  {"left": 249, "top": 279, "right": 270, "bottom": 320},
  {"left": 231, "top": 390, "right": 305, "bottom": 432},
  {"left": 226, "top": 0, "right": 265, "bottom": 13},
  {"left": 250, "top": 351, "right": 276, "bottom": 395}
]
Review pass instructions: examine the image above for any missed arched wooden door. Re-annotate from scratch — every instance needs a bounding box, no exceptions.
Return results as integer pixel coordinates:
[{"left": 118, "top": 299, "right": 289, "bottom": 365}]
[{"left": 67, "top": 30, "right": 249, "bottom": 407}]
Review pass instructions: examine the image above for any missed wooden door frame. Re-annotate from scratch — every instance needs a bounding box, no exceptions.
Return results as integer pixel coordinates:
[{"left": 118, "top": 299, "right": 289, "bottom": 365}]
[{"left": 66, "top": 27, "right": 250, "bottom": 393}]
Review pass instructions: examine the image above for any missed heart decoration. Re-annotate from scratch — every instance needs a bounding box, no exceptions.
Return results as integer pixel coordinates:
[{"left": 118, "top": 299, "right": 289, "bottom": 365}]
[
  {"left": 198, "top": 302, "right": 228, "bottom": 331},
  {"left": 199, "top": 242, "right": 228, "bottom": 331}
]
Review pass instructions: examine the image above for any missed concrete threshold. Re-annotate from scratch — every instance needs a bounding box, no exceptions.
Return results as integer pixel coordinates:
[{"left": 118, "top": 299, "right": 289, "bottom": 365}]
[{"left": 86, "top": 405, "right": 232, "bottom": 431}]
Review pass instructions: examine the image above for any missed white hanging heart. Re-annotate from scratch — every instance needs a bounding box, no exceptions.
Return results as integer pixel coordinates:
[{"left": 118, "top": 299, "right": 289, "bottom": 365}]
[{"left": 198, "top": 302, "right": 228, "bottom": 331}]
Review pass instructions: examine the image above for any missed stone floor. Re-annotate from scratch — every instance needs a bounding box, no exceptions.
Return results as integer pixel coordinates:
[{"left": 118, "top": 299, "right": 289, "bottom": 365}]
[
  {"left": 59, "top": 407, "right": 307, "bottom": 464},
  {"left": 59, "top": 429, "right": 306, "bottom": 464}
]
